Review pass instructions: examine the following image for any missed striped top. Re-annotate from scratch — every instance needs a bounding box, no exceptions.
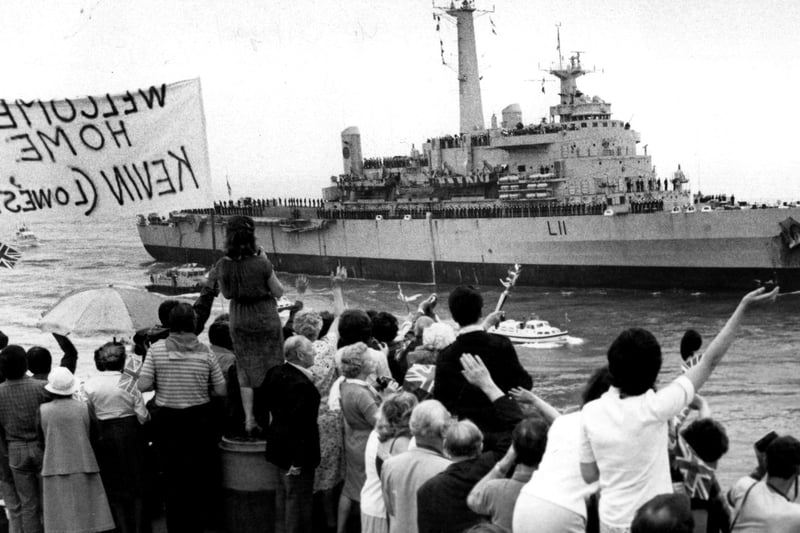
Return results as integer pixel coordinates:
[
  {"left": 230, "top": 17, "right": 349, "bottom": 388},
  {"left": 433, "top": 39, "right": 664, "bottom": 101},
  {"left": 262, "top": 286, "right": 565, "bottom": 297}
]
[{"left": 140, "top": 336, "right": 225, "bottom": 409}]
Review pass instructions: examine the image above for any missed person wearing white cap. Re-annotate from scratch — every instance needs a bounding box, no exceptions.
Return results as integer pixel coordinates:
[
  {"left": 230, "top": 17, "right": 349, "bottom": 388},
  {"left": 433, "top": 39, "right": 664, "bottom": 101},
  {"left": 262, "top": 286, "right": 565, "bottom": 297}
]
[{"left": 40, "top": 367, "right": 114, "bottom": 533}]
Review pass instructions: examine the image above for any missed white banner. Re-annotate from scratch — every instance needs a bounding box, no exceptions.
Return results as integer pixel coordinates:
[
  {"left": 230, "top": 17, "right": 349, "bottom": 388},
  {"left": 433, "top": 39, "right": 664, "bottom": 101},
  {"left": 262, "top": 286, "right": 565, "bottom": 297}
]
[{"left": 0, "top": 78, "right": 212, "bottom": 220}]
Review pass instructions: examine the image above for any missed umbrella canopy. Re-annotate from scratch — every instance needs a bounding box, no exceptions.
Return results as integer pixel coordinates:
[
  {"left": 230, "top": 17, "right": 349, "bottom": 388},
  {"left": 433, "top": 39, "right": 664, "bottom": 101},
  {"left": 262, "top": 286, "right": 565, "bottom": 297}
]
[{"left": 38, "top": 285, "right": 165, "bottom": 337}]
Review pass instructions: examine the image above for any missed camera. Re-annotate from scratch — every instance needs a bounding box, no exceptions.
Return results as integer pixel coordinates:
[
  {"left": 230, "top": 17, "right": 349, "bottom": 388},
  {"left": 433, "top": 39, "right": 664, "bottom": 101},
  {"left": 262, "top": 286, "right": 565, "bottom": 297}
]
[{"left": 375, "top": 376, "right": 395, "bottom": 391}]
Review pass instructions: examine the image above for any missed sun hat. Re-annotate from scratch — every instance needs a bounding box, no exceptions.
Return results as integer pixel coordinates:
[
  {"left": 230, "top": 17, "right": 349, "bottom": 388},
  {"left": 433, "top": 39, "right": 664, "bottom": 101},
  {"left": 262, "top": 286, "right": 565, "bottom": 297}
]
[{"left": 45, "top": 367, "right": 79, "bottom": 396}]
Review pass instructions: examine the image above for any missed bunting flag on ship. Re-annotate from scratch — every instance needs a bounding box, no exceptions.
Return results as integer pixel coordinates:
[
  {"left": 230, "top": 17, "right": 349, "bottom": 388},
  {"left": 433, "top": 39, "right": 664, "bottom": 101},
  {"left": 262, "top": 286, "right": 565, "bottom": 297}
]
[
  {"left": 0, "top": 78, "right": 213, "bottom": 222},
  {"left": 0, "top": 242, "right": 21, "bottom": 269}
]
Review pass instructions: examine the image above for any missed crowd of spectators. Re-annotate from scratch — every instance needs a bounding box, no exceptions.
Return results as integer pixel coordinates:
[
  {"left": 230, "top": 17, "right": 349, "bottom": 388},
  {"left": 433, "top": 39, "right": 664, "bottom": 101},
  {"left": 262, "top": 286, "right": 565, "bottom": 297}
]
[{"left": 0, "top": 215, "right": 797, "bottom": 533}]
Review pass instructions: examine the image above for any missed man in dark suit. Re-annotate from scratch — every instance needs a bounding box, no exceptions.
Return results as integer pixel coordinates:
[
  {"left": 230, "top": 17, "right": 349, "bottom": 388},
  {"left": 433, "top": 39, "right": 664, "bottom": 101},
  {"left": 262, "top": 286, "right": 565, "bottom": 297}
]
[
  {"left": 258, "top": 335, "right": 320, "bottom": 533},
  {"left": 433, "top": 285, "right": 532, "bottom": 452}
]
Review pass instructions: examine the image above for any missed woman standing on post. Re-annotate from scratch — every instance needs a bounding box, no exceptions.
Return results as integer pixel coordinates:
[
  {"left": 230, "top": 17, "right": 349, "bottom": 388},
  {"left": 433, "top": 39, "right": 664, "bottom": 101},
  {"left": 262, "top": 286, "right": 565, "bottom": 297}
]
[{"left": 216, "top": 215, "right": 285, "bottom": 434}]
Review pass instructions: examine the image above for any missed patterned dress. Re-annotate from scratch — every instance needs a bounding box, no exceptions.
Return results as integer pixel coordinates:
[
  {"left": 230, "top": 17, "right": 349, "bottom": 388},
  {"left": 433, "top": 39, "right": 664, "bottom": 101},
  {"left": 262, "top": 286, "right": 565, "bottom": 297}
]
[
  {"left": 310, "top": 337, "right": 346, "bottom": 492},
  {"left": 216, "top": 252, "right": 283, "bottom": 388}
]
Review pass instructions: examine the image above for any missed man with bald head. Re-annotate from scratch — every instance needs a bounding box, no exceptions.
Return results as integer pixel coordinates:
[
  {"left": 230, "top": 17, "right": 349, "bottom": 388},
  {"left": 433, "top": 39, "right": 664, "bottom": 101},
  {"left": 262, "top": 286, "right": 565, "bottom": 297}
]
[{"left": 258, "top": 335, "right": 320, "bottom": 533}]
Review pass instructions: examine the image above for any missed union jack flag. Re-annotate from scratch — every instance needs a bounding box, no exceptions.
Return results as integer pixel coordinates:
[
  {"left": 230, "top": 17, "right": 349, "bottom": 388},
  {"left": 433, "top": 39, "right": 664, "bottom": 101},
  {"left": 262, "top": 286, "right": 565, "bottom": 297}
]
[
  {"left": 0, "top": 242, "right": 21, "bottom": 269},
  {"left": 403, "top": 364, "right": 436, "bottom": 400},
  {"left": 118, "top": 354, "right": 144, "bottom": 395},
  {"left": 674, "top": 436, "right": 716, "bottom": 500}
]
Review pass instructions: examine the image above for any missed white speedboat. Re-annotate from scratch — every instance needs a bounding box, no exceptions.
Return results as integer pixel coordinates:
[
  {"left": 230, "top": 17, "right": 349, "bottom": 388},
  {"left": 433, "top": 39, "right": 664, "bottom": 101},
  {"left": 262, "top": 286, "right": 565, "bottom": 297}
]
[
  {"left": 13, "top": 224, "right": 39, "bottom": 248},
  {"left": 489, "top": 318, "right": 568, "bottom": 344}
]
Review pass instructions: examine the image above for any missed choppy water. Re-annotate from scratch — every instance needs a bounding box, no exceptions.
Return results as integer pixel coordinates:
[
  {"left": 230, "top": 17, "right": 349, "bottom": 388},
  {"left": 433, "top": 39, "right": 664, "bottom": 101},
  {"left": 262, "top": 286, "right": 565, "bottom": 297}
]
[{"left": 1, "top": 217, "right": 798, "bottom": 489}]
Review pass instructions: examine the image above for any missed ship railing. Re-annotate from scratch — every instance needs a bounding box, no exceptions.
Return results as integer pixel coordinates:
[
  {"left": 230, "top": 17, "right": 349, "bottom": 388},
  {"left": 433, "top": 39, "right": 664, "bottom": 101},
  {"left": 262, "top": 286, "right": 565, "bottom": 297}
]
[{"left": 316, "top": 202, "right": 614, "bottom": 220}]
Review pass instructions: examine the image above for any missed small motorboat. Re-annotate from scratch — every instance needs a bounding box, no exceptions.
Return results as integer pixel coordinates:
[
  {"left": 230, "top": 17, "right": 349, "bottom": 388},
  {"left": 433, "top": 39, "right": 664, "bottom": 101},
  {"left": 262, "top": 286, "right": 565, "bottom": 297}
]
[
  {"left": 489, "top": 318, "right": 568, "bottom": 344},
  {"left": 13, "top": 223, "right": 39, "bottom": 247},
  {"left": 146, "top": 263, "right": 208, "bottom": 295}
]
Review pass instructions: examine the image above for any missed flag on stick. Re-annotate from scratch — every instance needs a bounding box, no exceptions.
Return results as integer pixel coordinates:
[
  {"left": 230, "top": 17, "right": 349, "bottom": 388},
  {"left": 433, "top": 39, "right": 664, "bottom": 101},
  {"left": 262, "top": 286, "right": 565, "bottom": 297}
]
[{"left": 0, "top": 242, "right": 21, "bottom": 269}]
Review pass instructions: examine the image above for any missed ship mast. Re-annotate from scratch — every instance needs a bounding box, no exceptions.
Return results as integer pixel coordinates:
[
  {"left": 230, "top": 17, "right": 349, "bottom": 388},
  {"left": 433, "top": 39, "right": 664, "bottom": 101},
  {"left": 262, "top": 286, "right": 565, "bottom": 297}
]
[{"left": 435, "top": 0, "right": 486, "bottom": 133}]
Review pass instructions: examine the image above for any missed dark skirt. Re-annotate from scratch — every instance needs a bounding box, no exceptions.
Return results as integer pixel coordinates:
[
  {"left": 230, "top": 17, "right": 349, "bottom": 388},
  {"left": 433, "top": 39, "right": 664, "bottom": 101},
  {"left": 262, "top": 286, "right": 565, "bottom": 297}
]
[{"left": 97, "top": 415, "right": 146, "bottom": 501}]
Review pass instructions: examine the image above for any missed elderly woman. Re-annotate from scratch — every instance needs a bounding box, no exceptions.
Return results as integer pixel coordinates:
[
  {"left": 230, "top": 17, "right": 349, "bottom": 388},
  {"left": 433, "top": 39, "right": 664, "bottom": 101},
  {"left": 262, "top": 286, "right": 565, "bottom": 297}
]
[
  {"left": 579, "top": 287, "right": 777, "bottom": 532},
  {"left": 83, "top": 341, "right": 150, "bottom": 533},
  {"left": 337, "top": 342, "right": 382, "bottom": 533},
  {"left": 138, "top": 303, "right": 226, "bottom": 533},
  {"left": 360, "top": 392, "right": 418, "bottom": 533},
  {"left": 293, "top": 308, "right": 345, "bottom": 531},
  {"left": 41, "top": 368, "right": 114, "bottom": 533},
  {"left": 215, "top": 215, "right": 284, "bottom": 434}
]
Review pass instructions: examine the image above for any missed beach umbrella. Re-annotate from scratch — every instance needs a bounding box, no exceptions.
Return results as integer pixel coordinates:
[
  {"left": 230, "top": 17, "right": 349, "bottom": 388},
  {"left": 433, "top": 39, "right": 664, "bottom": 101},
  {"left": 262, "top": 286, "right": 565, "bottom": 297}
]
[{"left": 37, "top": 285, "right": 164, "bottom": 337}]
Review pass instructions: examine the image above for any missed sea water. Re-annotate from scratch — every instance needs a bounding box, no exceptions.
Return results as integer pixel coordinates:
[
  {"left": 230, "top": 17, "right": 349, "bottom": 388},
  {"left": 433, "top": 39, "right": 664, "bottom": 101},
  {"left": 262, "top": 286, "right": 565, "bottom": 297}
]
[{"left": 1, "top": 217, "right": 798, "bottom": 489}]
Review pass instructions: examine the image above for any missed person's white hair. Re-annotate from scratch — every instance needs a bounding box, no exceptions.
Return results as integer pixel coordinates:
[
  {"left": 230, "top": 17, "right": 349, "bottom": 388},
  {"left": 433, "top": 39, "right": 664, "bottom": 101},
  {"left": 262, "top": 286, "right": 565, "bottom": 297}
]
[
  {"left": 409, "top": 399, "right": 450, "bottom": 439},
  {"left": 422, "top": 322, "right": 456, "bottom": 351},
  {"left": 444, "top": 419, "right": 483, "bottom": 458},
  {"left": 293, "top": 309, "right": 323, "bottom": 340}
]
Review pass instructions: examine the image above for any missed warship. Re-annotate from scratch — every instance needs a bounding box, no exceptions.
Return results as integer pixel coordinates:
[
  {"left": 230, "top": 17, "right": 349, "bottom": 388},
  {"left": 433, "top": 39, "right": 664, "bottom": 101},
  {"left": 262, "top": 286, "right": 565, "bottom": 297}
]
[{"left": 137, "top": 1, "right": 800, "bottom": 291}]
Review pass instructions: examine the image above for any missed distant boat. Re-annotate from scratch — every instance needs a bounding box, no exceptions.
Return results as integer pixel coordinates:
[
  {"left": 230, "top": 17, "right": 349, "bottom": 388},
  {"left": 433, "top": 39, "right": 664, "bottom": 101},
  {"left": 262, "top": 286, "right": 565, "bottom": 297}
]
[
  {"left": 146, "top": 263, "right": 208, "bottom": 295},
  {"left": 13, "top": 224, "right": 39, "bottom": 248},
  {"left": 489, "top": 318, "right": 568, "bottom": 344}
]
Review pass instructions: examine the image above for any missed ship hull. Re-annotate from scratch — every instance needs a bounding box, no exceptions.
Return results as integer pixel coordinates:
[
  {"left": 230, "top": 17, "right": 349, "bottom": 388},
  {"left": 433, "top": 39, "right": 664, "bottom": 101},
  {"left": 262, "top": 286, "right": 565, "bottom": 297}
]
[{"left": 138, "top": 209, "right": 800, "bottom": 291}]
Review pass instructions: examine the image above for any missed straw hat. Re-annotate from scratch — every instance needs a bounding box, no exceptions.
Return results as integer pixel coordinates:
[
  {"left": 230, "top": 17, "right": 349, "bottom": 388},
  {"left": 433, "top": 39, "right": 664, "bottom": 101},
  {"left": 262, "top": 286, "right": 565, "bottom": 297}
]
[{"left": 45, "top": 367, "right": 79, "bottom": 396}]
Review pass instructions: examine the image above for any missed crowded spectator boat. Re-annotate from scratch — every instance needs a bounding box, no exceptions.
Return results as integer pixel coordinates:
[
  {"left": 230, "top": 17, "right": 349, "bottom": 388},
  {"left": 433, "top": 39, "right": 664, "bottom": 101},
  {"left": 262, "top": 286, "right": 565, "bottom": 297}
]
[
  {"left": 489, "top": 318, "right": 568, "bottom": 344},
  {"left": 136, "top": 1, "right": 800, "bottom": 291},
  {"left": 13, "top": 223, "right": 39, "bottom": 248}
]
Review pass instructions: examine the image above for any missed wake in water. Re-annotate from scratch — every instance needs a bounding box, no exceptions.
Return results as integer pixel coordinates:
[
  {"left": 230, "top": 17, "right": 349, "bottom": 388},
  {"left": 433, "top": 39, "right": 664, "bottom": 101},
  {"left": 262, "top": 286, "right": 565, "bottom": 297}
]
[{"left": 519, "top": 335, "right": 585, "bottom": 349}]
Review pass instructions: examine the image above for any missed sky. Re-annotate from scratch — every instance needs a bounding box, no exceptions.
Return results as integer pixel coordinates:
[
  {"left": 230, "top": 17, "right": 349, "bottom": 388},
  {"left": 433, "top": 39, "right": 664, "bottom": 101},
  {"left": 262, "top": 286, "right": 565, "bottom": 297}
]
[{"left": 3, "top": 0, "right": 800, "bottom": 203}]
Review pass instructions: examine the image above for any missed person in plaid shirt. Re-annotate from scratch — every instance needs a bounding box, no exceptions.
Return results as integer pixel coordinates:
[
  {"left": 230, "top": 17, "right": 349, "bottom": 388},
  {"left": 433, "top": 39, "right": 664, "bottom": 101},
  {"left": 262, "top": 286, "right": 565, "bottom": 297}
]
[{"left": 0, "top": 345, "right": 49, "bottom": 533}]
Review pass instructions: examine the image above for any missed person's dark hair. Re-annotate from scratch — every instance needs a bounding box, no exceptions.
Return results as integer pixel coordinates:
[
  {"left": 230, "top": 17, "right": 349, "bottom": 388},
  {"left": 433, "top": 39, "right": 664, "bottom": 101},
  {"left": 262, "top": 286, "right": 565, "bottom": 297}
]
[
  {"left": 513, "top": 417, "right": 549, "bottom": 467},
  {"left": 0, "top": 331, "right": 7, "bottom": 350},
  {"left": 0, "top": 345, "right": 28, "bottom": 380},
  {"left": 377, "top": 392, "right": 418, "bottom": 442},
  {"left": 225, "top": 216, "right": 257, "bottom": 259},
  {"left": 607, "top": 328, "right": 662, "bottom": 396},
  {"left": 448, "top": 286, "right": 483, "bottom": 327},
  {"left": 681, "top": 418, "right": 729, "bottom": 464},
  {"left": 372, "top": 311, "right": 399, "bottom": 344},
  {"left": 581, "top": 365, "right": 613, "bottom": 406},
  {"left": 680, "top": 329, "right": 702, "bottom": 361},
  {"left": 338, "top": 310, "right": 372, "bottom": 348},
  {"left": 26, "top": 346, "right": 52, "bottom": 376},
  {"left": 208, "top": 316, "right": 233, "bottom": 350},
  {"left": 169, "top": 303, "right": 197, "bottom": 334},
  {"left": 318, "top": 311, "right": 335, "bottom": 339},
  {"left": 94, "top": 341, "right": 126, "bottom": 372},
  {"left": 631, "top": 494, "right": 693, "bottom": 533},
  {"left": 158, "top": 299, "right": 180, "bottom": 328},
  {"left": 766, "top": 435, "right": 800, "bottom": 479}
]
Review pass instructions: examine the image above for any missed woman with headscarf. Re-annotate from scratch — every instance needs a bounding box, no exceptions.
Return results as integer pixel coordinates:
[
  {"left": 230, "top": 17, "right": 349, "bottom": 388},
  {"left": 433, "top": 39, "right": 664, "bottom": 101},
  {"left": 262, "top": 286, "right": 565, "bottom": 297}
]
[{"left": 215, "top": 215, "right": 285, "bottom": 434}]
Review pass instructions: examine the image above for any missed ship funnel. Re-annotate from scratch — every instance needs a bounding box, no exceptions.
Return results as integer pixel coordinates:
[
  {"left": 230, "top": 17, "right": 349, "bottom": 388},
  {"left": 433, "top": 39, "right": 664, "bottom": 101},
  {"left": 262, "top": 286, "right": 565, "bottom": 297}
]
[
  {"left": 445, "top": 1, "right": 485, "bottom": 133},
  {"left": 341, "top": 126, "right": 363, "bottom": 176},
  {"left": 501, "top": 104, "right": 522, "bottom": 129}
]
